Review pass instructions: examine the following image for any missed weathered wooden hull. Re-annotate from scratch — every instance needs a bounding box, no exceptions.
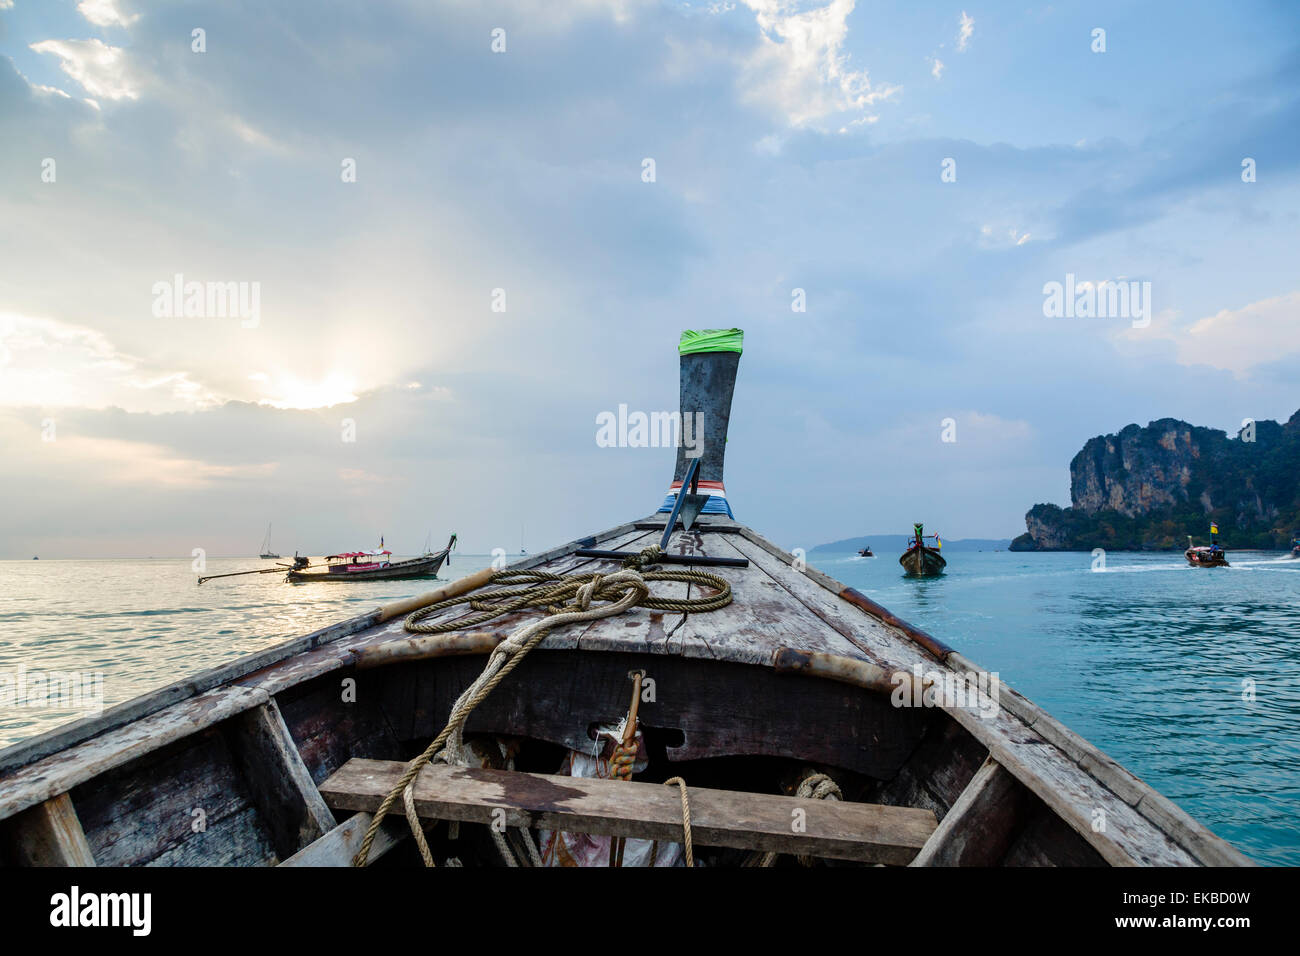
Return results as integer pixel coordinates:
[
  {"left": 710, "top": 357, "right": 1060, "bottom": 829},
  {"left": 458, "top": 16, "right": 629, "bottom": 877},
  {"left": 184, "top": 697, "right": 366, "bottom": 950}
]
[
  {"left": 285, "top": 551, "right": 448, "bottom": 583},
  {"left": 899, "top": 545, "right": 946, "bottom": 576},
  {"left": 0, "top": 516, "right": 1251, "bottom": 868},
  {"left": 1185, "top": 549, "right": 1229, "bottom": 568}
]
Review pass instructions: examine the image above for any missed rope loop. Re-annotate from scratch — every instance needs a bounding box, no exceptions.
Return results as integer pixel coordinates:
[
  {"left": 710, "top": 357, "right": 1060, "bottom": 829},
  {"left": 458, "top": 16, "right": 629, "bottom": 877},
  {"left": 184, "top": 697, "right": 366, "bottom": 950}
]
[{"left": 664, "top": 776, "right": 694, "bottom": 867}]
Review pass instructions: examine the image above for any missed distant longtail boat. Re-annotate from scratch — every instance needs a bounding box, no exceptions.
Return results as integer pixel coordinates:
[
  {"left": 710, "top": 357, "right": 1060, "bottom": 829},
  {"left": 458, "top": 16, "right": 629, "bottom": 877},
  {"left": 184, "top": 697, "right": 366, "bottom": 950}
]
[
  {"left": 1185, "top": 524, "right": 1229, "bottom": 568},
  {"left": 899, "top": 523, "right": 946, "bottom": 577},
  {"left": 285, "top": 534, "right": 457, "bottom": 583}
]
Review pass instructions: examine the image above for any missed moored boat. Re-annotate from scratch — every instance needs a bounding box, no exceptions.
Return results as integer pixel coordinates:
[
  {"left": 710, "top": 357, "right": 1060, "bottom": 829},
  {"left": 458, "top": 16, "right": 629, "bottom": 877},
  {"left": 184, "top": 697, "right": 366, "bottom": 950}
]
[
  {"left": 899, "top": 524, "right": 946, "bottom": 577},
  {"left": 284, "top": 534, "right": 457, "bottom": 583},
  {"left": 259, "top": 522, "right": 280, "bottom": 560},
  {"left": 0, "top": 331, "right": 1250, "bottom": 868}
]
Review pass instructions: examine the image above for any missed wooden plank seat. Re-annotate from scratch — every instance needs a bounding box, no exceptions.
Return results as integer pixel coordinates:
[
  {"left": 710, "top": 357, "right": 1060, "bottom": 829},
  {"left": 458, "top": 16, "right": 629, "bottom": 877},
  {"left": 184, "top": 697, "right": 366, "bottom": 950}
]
[{"left": 320, "top": 758, "right": 938, "bottom": 865}]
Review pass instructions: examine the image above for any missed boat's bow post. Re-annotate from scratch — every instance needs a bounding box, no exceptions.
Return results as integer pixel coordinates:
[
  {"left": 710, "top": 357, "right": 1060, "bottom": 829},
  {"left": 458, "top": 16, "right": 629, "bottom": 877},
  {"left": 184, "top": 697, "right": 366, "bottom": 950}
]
[
  {"left": 576, "top": 329, "right": 751, "bottom": 567},
  {"left": 659, "top": 328, "right": 744, "bottom": 525}
]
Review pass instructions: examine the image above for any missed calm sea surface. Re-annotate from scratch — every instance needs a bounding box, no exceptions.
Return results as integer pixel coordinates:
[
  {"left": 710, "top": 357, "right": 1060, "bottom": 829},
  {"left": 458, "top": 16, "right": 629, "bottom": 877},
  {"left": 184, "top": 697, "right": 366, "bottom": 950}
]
[{"left": 1, "top": 549, "right": 1297, "bottom": 865}]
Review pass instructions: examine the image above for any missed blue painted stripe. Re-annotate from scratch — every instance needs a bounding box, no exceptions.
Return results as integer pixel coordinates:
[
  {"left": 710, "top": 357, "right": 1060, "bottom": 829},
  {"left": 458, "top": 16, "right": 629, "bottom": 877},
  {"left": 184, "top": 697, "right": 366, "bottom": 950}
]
[{"left": 656, "top": 494, "right": 734, "bottom": 518}]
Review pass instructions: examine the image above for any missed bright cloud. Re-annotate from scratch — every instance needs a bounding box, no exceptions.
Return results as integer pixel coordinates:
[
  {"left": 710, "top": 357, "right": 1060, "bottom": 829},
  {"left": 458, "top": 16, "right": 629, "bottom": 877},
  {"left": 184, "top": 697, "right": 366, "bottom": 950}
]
[
  {"left": 77, "top": 0, "right": 139, "bottom": 28},
  {"left": 931, "top": 57, "right": 944, "bottom": 80},
  {"left": 0, "top": 312, "right": 219, "bottom": 409},
  {"left": 957, "top": 11, "right": 974, "bottom": 51},
  {"left": 1134, "top": 292, "right": 1300, "bottom": 378},
  {"left": 740, "top": 0, "right": 899, "bottom": 127},
  {"left": 29, "top": 38, "right": 141, "bottom": 101}
]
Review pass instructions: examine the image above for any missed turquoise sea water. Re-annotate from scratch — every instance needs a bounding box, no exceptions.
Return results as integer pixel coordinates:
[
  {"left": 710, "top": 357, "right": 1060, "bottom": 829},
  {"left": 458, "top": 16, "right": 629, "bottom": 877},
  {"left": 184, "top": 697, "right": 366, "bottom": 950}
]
[
  {"left": 820, "top": 548, "right": 1300, "bottom": 866},
  {"left": 1, "top": 550, "right": 1297, "bottom": 864}
]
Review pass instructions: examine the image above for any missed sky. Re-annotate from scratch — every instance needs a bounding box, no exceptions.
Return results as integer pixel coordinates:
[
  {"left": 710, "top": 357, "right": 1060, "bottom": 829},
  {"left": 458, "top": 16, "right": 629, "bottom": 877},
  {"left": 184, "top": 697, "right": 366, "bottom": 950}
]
[{"left": 1, "top": 0, "right": 1298, "bottom": 558}]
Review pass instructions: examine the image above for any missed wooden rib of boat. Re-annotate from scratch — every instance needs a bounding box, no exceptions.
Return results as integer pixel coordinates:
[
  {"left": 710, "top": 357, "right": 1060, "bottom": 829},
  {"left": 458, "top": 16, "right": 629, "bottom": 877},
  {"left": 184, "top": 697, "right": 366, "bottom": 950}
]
[{"left": 0, "top": 331, "right": 1251, "bottom": 868}]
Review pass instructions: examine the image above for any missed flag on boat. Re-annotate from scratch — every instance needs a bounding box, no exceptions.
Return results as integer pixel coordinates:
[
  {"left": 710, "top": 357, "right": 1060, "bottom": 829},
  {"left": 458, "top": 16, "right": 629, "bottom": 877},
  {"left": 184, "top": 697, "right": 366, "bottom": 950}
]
[
  {"left": 934, "top": 534, "right": 942, "bottom": 550},
  {"left": 1210, "top": 523, "right": 1218, "bottom": 535}
]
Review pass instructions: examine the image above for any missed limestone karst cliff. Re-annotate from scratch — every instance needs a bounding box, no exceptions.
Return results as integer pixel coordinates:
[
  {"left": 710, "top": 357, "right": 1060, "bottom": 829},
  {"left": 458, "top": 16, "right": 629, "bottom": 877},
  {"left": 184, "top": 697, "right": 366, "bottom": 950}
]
[{"left": 1010, "top": 411, "right": 1300, "bottom": 550}]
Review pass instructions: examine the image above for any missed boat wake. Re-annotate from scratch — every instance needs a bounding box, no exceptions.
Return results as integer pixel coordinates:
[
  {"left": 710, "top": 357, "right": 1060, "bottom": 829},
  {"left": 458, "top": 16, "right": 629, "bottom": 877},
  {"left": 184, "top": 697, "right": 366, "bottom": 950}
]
[
  {"left": 1089, "top": 563, "right": 1190, "bottom": 574},
  {"left": 1222, "top": 560, "right": 1300, "bottom": 571}
]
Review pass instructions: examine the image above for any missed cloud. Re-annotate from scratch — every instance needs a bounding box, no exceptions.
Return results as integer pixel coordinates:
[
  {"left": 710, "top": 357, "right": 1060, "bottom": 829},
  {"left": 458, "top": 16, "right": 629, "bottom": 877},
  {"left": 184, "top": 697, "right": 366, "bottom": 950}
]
[
  {"left": 77, "top": 0, "right": 140, "bottom": 28},
  {"left": 1126, "top": 292, "right": 1300, "bottom": 378},
  {"left": 978, "top": 223, "right": 1031, "bottom": 248},
  {"left": 28, "top": 38, "right": 141, "bottom": 101},
  {"left": 957, "top": 11, "right": 974, "bottom": 51},
  {"left": 739, "top": 0, "right": 899, "bottom": 127},
  {"left": 41, "top": 433, "right": 279, "bottom": 489},
  {"left": 0, "top": 311, "right": 220, "bottom": 409},
  {"left": 931, "top": 57, "right": 944, "bottom": 80}
]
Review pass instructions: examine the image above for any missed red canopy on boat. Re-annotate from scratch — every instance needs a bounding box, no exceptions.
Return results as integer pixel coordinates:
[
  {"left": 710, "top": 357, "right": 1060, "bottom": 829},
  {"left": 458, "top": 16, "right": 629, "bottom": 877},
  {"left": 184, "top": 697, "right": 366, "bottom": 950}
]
[{"left": 327, "top": 549, "right": 392, "bottom": 559}]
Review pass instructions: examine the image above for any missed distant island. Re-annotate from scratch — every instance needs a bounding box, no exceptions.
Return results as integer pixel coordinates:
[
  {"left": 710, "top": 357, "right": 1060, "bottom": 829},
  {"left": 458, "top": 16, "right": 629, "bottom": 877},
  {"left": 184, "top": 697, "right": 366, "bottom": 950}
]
[
  {"left": 1011, "top": 410, "right": 1300, "bottom": 551},
  {"left": 812, "top": 535, "right": 1011, "bottom": 554}
]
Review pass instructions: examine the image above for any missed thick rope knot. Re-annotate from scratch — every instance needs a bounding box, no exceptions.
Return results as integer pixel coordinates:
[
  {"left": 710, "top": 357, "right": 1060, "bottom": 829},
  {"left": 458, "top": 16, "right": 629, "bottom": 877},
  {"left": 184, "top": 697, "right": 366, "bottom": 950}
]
[
  {"left": 622, "top": 545, "right": 663, "bottom": 569},
  {"left": 608, "top": 739, "right": 638, "bottom": 781},
  {"left": 351, "top": 557, "right": 732, "bottom": 866},
  {"left": 747, "top": 772, "right": 842, "bottom": 868},
  {"left": 574, "top": 573, "right": 602, "bottom": 611},
  {"left": 797, "top": 773, "right": 843, "bottom": 802}
]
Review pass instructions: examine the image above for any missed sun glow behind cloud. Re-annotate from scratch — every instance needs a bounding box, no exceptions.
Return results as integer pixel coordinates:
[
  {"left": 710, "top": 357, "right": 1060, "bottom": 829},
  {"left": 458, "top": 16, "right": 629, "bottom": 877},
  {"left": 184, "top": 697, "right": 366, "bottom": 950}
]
[{"left": 257, "top": 374, "right": 360, "bottom": 410}]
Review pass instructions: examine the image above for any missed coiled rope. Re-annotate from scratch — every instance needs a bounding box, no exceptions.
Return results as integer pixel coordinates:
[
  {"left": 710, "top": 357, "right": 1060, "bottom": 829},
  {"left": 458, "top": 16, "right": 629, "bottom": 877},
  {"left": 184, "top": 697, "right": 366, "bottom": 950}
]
[{"left": 351, "top": 547, "right": 732, "bottom": 866}]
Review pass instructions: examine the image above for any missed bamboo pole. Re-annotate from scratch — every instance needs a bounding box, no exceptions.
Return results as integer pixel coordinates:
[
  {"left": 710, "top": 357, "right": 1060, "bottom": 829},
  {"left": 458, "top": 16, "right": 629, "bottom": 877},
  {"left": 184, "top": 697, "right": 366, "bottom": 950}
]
[
  {"left": 374, "top": 567, "right": 495, "bottom": 624},
  {"left": 197, "top": 564, "right": 316, "bottom": 585}
]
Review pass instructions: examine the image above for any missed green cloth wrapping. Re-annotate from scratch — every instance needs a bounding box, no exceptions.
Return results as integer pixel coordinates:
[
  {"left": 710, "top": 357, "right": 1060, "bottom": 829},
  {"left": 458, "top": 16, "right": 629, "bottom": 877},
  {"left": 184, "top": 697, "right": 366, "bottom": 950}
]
[{"left": 678, "top": 328, "right": 744, "bottom": 355}]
